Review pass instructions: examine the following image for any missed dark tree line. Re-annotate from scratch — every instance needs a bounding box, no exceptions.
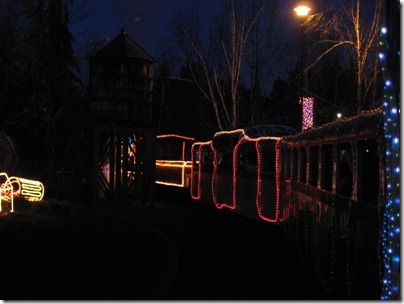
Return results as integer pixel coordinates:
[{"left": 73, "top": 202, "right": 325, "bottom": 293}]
[{"left": 0, "top": 0, "right": 88, "bottom": 197}]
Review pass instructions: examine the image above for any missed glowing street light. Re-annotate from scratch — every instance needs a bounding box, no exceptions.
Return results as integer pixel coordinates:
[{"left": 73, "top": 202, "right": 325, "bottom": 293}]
[
  {"left": 294, "top": 2, "right": 314, "bottom": 129},
  {"left": 294, "top": 5, "right": 311, "bottom": 17}
]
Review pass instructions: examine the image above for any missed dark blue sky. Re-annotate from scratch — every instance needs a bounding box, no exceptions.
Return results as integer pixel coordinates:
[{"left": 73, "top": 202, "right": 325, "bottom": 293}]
[
  {"left": 69, "top": 0, "right": 300, "bottom": 88},
  {"left": 70, "top": 0, "right": 221, "bottom": 58},
  {"left": 69, "top": 0, "right": 300, "bottom": 55}
]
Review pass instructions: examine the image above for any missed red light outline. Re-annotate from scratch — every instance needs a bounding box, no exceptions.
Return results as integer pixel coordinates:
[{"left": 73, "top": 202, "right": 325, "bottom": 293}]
[
  {"left": 156, "top": 134, "right": 195, "bottom": 162},
  {"left": 155, "top": 160, "right": 192, "bottom": 187},
  {"left": 156, "top": 134, "right": 195, "bottom": 141},
  {"left": 190, "top": 141, "right": 212, "bottom": 200},
  {"left": 238, "top": 136, "right": 282, "bottom": 222},
  {"left": 189, "top": 131, "right": 286, "bottom": 224},
  {"left": 190, "top": 142, "right": 200, "bottom": 199},
  {"left": 211, "top": 130, "right": 243, "bottom": 210}
]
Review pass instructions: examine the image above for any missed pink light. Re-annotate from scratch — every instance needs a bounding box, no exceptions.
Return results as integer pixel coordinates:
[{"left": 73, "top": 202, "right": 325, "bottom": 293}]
[
  {"left": 190, "top": 143, "right": 200, "bottom": 200},
  {"left": 190, "top": 141, "right": 212, "bottom": 200},
  {"left": 232, "top": 136, "right": 246, "bottom": 209},
  {"left": 254, "top": 138, "right": 284, "bottom": 222},
  {"left": 300, "top": 97, "right": 314, "bottom": 130}
]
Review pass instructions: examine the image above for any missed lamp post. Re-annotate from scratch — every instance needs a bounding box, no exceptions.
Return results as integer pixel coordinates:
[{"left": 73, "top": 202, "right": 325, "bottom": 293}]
[
  {"left": 294, "top": 3, "right": 311, "bottom": 102},
  {"left": 294, "top": 2, "right": 313, "bottom": 129}
]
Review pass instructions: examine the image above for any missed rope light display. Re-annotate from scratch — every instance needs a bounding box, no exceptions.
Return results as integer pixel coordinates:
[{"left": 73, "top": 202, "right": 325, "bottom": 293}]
[
  {"left": 379, "top": 21, "right": 400, "bottom": 300},
  {"left": 0, "top": 173, "right": 15, "bottom": 212},
  {"left": 156, "top": 134, "right": 195, "bottom": 161},
  {"left": 211, "top": 129, "right": 243, "bottom": 210},
  {"left": 156, "top": 134, "right": 195, "bottom": 188},
  {"left": 190, "top": 142, "right": 200, "bottom": 200},
  {"left": 255, "top": 138, "right": 282, "bottom": 222},
  {"left": 155, "top": 160, "right": 192, "bottom": 187},
  {"left": 190, "top": 128, "right": 285, "bottom": 222},
  {"left": 190, "top": 141, "right": 212, "bottom": 200},
  {"left": 300, "top": 97, "right": 314, "bottom": 130},
  {"left": 0, "top": 173, "right": 45, "bottom": 213}
]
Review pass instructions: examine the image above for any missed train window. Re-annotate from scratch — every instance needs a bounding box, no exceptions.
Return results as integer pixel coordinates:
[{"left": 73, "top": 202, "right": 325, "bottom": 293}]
[
  {"left": 193, "top": 148, "right": 200, "bottom": 168},
  {"left": 321, "top": 145, "right": 333, "bottom": 191},
  {"left": 201, "top": 149, "right": 214, "bottom": 172},
  {"left": 280, "top": 149, "right": 286, "bottom": 178},
  {"left": 238, "top": 143, "right": 257, "bottom": 177},
  {"left": 258, "top": 143, "right": 276, "bottom": 178},
  {"left": 299, "top": 148, "right": 307, "bottom": 183},
  {"left": 217, "top": 149, "right": 233, "bottom": 173},
  {"left": 336, "top": 143, "right": 352, "bottom": 197},
  {"left": 292, "top": 148, "right": 298, "bottom": 179},
  {"left": 281, "top": 149, "right": 286, "bottom": 178},
  {"left": 358, "top": 139, "right": 379, "bottom": 205},
  {"left": 309, "top": 146, "right": 318, "bottom": 187},
  {"left": 285, "top": 149, "right": 291, "bottom": 178}
]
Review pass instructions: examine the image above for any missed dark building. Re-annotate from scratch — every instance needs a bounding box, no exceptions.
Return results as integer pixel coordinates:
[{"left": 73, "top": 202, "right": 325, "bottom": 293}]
[{"left": 89, "top": 29, "right": 156, "bottom": 204}]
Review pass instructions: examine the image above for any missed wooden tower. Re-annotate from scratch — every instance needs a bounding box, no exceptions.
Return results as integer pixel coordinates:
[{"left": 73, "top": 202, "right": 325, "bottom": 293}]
[{"left": 89, "top": 29, "right": 156, "bottom": 204}]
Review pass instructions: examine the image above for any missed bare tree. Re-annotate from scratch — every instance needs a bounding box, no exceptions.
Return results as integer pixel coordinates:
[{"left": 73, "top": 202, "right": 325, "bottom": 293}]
[
  {"left": 305, "top": 0, "right": 382, "bottom": 112},
  {"left": 244, "top": 0, "right": 280, "bottom": 125},
  {"left": 180, "top": 0, "right": 265, "bottom": 130}
]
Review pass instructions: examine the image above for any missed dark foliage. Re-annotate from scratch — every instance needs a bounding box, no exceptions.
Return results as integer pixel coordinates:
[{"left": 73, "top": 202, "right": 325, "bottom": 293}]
[{"left": 0, "top": 0, "right": 88, "bottom": 197}]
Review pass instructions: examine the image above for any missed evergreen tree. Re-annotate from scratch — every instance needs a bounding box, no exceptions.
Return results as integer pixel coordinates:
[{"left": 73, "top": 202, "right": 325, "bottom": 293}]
[{"left": 4, "top": 0, "right": 82, "bottom": 182}]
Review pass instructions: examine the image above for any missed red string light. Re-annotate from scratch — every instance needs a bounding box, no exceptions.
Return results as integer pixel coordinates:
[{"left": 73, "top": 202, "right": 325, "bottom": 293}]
[
  {"left": 211, "top": 130, "right": 244, "bottom": 210},
  {"left": 190, "top": 141, "right": 214, "bottom": 200},
  {"left": 156, "top": 134, "right": 195, "bottom": 141},
  {"left": 190, "top": 142, "right": 199, "bottom": 200},
  {"left": 189, "top": 131, "right": 287, "bottom": 224}
]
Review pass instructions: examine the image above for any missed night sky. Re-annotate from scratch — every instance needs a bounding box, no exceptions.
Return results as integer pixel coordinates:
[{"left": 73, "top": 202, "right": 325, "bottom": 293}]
[
  {"left": 70, "top": 0, "right": 222, "bottom": 57},
  {"left": 69, "top": 0, "right": 299, "bottom": 85},
  {"left": 69, "top": 1, "right": 298, "bottom": 56}
]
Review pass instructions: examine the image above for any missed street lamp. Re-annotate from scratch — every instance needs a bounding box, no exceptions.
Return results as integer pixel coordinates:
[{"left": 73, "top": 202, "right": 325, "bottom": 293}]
[
  {"left": 294, "top": 5, "right": 311, "bottom": 18},
  {"left": 294, "top": 2, "right": 313, "bottom": 129}
]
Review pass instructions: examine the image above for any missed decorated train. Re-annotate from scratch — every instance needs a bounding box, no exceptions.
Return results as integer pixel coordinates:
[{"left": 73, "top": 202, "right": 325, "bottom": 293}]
[{"left": 155, "top": 108, "right": 393, "bottom": 299}]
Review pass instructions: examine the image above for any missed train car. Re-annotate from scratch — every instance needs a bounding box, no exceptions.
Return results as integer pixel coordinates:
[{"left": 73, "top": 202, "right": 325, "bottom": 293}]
[
  {"left": 190, "top": 140, "right": 214, "bottom": 202},
  {"left": 190, "top": 127, "right": 291, "bottom": 223},
  {"left": 278, "top": 107, "right": 384, "bottom": 299},
  {"left": 155, "top": 134, "right": 194, "bottom": 188},
  {"left": 161, "top": 115, "right": 388, "bottom": 299}
]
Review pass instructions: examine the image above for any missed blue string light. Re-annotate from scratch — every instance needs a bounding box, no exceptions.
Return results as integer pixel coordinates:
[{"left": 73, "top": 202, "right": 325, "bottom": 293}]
[{"left": 379, "top": 17, "right": 400, "bottom": 300}]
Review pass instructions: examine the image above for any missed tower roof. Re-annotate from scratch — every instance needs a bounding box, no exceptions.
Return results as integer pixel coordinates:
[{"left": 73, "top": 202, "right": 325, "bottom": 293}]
[{"left": 93, "top": 29, "right": 155, "bottom": 63}]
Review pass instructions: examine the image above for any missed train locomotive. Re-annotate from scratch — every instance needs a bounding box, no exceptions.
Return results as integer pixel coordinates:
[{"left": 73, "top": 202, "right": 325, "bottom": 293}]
[{"left": 156, "top": 107, "right": 388, "bottom": 299}]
